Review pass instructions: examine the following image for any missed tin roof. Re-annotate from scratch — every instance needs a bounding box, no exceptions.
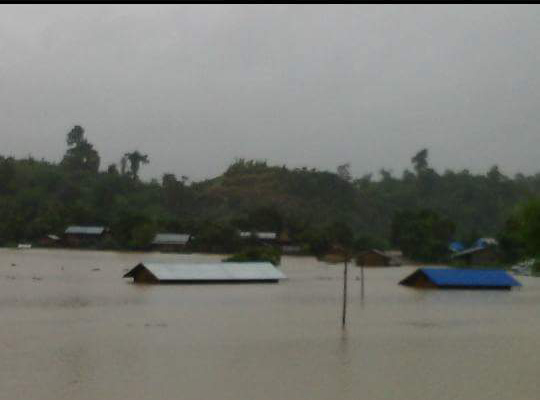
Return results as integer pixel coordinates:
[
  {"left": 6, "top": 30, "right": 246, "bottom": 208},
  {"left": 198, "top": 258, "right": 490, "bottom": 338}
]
[
  {"left": 449, "top": 241, "right": 465, "bottom": 253},
  {"left": 475, "top": 237, "right": 499, "bottom": 248},
  {"left": 360, "top": 249, "right": 392, "bottom": 259},
  {"left": 239, "top": 231, "right": 277, "bottom": 240},
  {"left": 418, "top": 268, "right": 521, "bottom": 288},
  {"left": 65, "top": 226, "right": 105, "bottom": 235},
  {"left": 451, "top": 246, "right": 494, "bottom": 258},
  {"left": 124, "top": 262, "right": 286, "bottom": 282},
  {"left": 152, "top": 233, "right": 190, "bottom": 245}
]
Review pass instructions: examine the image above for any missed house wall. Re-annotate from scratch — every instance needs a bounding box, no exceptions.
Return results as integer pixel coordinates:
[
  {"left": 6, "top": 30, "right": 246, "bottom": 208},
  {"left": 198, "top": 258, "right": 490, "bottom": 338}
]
[
  {"left": 470, "top": 248, "right": 500, "bottom": 265},
  {"left": 64, "top": 234, "right": 103, "bottom": 247},
  {"left": 401, "top": 272, "right": 437, "bottom": 288},
  {"left": 282, "top": 245, "right": 301, "bottom": 254},
  {"left": 357, "top": 252, "right": 390, "bottom": 266},
  {"left": 37, "top": 238, "right": 58, "bottom": 247},
  {"left": 133, "top": 268, "right": 159, "bottom": 283},
  {"left": 410, "top": 273, "right": 438, "bottom": 288},
  {"left": 153, "top": 244, "right": 186, "bottom": 253}
]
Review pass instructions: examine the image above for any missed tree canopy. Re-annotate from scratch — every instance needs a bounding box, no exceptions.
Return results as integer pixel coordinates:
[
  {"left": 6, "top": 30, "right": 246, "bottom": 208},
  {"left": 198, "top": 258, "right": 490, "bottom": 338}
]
[
  {"left": 123, "top": 151, "right": 149, "bottom": 180},
  {"left": 61, "top": 125, "right": 100, "bottom": 173},
  {"left": 3, "top": 134, "right": 540, "bottom": 262},
  {"left": 499, "top": 198, "right": 540, "bottom": 261}
]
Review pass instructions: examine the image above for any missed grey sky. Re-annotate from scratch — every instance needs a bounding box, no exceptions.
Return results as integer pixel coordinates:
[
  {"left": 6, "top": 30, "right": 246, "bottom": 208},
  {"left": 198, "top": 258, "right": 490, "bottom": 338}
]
[{"left": 1, "top": 5, "right": 540, "bottom": 181}]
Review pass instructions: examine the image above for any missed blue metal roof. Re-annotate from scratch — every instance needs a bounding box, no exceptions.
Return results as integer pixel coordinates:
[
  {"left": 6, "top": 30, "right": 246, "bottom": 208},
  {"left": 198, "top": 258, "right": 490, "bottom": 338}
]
[
  {"left": 449, "top": 241, "right": 465, "bottom": 252},
  {"left": 421, "top": 268, "right": 521, "bottom": 287}
]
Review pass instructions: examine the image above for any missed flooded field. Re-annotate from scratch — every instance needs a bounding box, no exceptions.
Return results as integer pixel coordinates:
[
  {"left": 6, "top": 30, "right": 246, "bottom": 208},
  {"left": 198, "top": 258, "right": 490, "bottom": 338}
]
[{"left": 1, "top": 249, "right": 539, "bottom": 400}]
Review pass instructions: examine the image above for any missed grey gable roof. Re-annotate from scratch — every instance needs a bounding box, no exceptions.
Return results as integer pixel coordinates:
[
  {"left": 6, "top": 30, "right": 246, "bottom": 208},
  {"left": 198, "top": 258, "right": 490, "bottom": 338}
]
[
  {"left": 65, "top": 226, "right": 106, "bottom": 235},
  {"left": 451, "top": 246, "right": 495, "bottom": 259},
  {"left": 152, "top": 233, "right": 191, "bottom": 245},
  {"left": 239, "top": 231, "right": 277, "bottom": 240},
  {"left": 124, "top": 262, "right": 286, "bottom": 282}
]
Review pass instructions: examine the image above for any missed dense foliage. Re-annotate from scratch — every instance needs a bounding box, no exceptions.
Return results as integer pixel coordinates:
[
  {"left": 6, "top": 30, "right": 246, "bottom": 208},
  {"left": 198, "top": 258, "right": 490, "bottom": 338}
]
[
  {"left": 391, "top": 209, "right": 455, "bottom": 262},
  {"left": 498, "top": 198, "right": 540, "bottom": 262},
  {"left": 2, "top": 127, "right": 540, "bottom": 261},
  {"left": 223, "top": 246, "right": 282, "bottom": 266}
]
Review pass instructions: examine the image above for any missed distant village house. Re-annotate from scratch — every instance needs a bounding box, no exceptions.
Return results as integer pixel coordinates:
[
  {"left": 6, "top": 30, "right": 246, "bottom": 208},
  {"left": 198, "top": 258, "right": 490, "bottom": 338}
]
[
  {"left": 64, "top": 226, "right": 109, "bottom": 247},
  {"left": 448, "top": 241, "right": 465, "bottom": 253},
  {"left": 37, "top": 234, "right": 60, "bottom": 247},
  {"left": 451, "top": 246, "right": 500, "bottom": 265},
  {"left": 451, "top": 238, "right": 500, "bottom": 265},
  {"left": 123, "top": 262, "right": 286, "bottom": 284},
  {"left": 152, "top": 233, "right": 191, "bottom": 252},
  {"left": 239, "top": 231, "right": 277, "bottom": 245},
  {"left": 276, "top": 231, "right": 302, "bottom": 254},
  {"left": 356, "top": 249, "right": 403, "bottom": 267},
  {"left": 400, "top": 268, "right": 521, "bottom": 290}
]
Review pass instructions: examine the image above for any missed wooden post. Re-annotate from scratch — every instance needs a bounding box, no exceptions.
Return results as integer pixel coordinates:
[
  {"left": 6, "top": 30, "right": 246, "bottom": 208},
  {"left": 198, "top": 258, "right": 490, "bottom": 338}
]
[
  {"left": 342, "top": 259, "right": 348, "bottom": 328},
  {"left": 360, "top": 262, "right": 365, "bottom": 300}
]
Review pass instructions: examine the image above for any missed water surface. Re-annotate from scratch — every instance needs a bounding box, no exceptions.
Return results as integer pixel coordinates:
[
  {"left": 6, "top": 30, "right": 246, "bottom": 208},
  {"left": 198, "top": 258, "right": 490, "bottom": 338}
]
[{"left": 1, "top": 249, "right": 539, "bottom": 400}]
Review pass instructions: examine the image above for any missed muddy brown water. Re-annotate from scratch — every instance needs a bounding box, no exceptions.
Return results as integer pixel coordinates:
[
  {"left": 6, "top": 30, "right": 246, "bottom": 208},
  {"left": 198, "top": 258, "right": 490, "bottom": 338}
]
[{"left": 1, "top": 249, "right": 539, "bottom": 400}]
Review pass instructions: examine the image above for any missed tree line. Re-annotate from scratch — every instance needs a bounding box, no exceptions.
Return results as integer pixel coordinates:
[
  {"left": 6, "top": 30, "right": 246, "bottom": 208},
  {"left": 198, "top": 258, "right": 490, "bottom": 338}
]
[{"left": 1, "top": 125, "right": 540, "bottom": 263}]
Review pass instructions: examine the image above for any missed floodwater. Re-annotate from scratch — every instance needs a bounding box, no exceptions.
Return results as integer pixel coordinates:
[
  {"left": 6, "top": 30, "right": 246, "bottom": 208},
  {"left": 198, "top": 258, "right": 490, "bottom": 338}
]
[{"left": 1, "top": 249, "right": 539, "bottom": 400}]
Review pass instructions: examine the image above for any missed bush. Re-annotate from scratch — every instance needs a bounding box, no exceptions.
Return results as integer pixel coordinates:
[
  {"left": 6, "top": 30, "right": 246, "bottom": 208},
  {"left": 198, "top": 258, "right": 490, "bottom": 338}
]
[{"left": 223, "top": 246, "right": 281, "bottom": 266}]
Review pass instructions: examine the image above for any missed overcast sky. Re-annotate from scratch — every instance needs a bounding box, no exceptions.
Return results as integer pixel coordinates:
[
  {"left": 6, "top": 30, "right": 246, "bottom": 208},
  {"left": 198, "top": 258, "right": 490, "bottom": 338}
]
[{"left": 1, "top": 5, "right": 540, "bottom": 181}]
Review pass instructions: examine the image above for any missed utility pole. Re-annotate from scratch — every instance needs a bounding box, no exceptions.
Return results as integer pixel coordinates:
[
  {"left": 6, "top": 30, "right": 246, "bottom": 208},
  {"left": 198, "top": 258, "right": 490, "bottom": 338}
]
[
  {"left": 360, "top": 260, "right": 365, "bottom": 300},
  {"left": 342, "top": 258, "right": 349, "bottom": 329}
]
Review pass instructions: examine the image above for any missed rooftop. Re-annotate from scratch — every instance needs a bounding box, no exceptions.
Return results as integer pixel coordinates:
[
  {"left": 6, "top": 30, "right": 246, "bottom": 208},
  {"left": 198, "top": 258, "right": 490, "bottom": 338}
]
[
  {"left": 401, "top": 268, "right": 521, "bottom": 288},
  {"left": 451, "top": 245, "right": 495, "bottom": 258},
  {"left": 239, "top": 231, "right": 277, "bottom": 240},
  {"left": 124, "top": 262, "right": 286, "bottom": 282},
  {"left": 152, "top": 233, "right": 191, "bottom": 245},
  {"left": 65, "top": 226, "right": 106, "bottom": 235}
]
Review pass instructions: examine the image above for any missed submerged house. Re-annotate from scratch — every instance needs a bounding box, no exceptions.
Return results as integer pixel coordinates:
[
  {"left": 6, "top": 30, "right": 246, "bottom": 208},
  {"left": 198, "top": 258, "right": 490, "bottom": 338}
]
[
  {"left": 239, "top": 231, "right": 278, "bottom": 245},
  {"left": 356, "top": 249, "right": 403, "bottom": 267},
  {"left": 474, "top": 237, "right": 499, "bottom": 248},
  {"left": 37, "top": 234, "right": 60, "bottom": 247},
  {"left": 64, "top": 226, "right": 109, "bottom": 246},
  {"left": 451, "top": 245, "right": 500, "bottom": 265},
  {"left": 276, "top": 231, "right": 301, "bottom": 254},
  {"left": 399, "top": 268, "right": 521, "bottom": 290},
  {"left": 152, "top": 233, "right": 191, "bottom": 252},
  {"left": 449, "top": 241, "right": 465, "bottom": 253},
  {"left": 281, "top": 244, "right": 302, "bottom": 254},
  {"left": 123, "top": 262, "right": 286, "bottom": 284}
]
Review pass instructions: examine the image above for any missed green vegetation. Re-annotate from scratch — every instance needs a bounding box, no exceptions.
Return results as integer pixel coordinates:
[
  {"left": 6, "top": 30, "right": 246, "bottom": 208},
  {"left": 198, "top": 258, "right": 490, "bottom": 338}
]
[
  {"left": 223, "top": 246, "right": 282, "bottom": 266},
  {"left": 391, "top": 209, "right": 455, "bottom": 262},
  {"left": 534, "top": 261, "right": 540, "bottom": 277},
  {"left": 2, "top": 127, "right": 540, "bottom": 262},
  {"left": 499, "top": 198, "right": 540, "bottom": 263}
]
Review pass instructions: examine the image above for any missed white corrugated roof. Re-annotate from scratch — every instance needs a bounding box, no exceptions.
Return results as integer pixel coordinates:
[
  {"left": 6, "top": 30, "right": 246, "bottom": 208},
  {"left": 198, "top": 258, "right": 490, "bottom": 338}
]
[
  {"left": 451, "top": 246, "right": 491, "bottom": 258},
  {"left": 65, "top": 226, "right": 105, "bottom": 235},
  {"left": 126, "top": 262, "right": 286, "bottom": 281},
  {"left": 152, "top": 233, "right": 190, "bottom": 245},
  {"left": 239, "top": 231, "right": 277, "bottom": 240}
]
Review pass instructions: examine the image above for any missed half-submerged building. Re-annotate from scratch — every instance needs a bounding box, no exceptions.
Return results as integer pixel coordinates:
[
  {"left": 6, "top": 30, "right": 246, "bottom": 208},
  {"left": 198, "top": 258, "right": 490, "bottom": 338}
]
[
  {"left": 151, "top": 233, "right": 191, "bottom": 252},
  {"left": 239, "top": 231, "right": 277, "bottom": 245},
  {"left": 399, "top": 268, "right": 521, "bottom": 290},
  {"left": 451, "top": 246, "right": 500, "bottom": 265},
  {"left": 123, "top": 262, "right": 286, "bottom": 284},
  {"left": 64, "top": 226, "right": 109, "bottom": 246},
  {"left": 356, "top": 249, "right": 403, "bottom": 267}
]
